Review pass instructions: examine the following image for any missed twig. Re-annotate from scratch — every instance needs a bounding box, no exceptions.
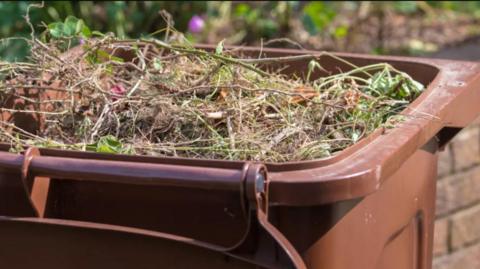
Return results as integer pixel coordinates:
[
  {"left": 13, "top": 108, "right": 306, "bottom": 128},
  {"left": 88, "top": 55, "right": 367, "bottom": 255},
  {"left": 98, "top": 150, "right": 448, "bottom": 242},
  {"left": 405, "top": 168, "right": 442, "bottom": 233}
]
[{"left": 0, "top": 108, "right": 68, "bottom": 115}]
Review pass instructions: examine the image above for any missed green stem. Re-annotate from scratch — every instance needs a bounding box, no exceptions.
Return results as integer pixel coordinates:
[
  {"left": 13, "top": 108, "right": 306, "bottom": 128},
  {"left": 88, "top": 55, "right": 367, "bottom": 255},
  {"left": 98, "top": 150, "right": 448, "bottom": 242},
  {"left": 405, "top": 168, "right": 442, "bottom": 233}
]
[{"left": 120, "top": 39, "right": 270, "bottom": 77}]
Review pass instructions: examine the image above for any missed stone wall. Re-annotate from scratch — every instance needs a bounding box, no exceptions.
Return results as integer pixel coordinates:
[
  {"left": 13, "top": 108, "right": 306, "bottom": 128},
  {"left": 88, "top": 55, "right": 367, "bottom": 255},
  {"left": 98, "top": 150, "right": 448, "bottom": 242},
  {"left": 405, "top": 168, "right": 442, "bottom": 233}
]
[{"left": 433, "top": 118, "right": 480, "bottom": 269}]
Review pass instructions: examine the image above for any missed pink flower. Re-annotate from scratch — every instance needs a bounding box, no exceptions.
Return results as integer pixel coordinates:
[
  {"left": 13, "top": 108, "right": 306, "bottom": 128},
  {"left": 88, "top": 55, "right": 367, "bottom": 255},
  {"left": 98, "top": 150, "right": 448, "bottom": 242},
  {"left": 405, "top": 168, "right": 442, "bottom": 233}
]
[
  {"left": 111, "top": 83, "right": 126, "bottom": 100},
  {"left": 188, "top": 15, "right": 205, "bottom": 33}
]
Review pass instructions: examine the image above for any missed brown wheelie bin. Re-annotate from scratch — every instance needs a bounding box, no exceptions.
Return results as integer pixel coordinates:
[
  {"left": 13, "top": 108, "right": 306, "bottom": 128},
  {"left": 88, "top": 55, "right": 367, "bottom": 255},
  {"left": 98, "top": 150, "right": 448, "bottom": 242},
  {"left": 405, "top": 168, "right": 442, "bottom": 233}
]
[{"left": 0, "top": 47, "right": 479, "bottom": 269}]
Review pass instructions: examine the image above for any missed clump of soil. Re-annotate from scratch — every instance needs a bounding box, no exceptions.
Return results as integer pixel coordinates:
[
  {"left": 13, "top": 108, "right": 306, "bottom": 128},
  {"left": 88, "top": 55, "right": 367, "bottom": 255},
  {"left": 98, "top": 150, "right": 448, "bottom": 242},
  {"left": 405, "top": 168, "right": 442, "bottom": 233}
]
[{"left": 0, "top": 28, "right": 424, "bottom": 162}]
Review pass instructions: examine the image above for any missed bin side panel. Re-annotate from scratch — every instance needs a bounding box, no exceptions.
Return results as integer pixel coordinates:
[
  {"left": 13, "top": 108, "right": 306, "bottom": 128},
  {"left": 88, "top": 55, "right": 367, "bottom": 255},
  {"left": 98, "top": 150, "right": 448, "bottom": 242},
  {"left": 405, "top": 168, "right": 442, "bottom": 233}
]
[
  {"left": 0, "top": 171, "right": 36, "bottom": 217},
  {"left": 376, "top": 217, "right": 420, "bottom": 269},
  {"left": 43, "top": 179, "right": 249, "bottom": 247}
]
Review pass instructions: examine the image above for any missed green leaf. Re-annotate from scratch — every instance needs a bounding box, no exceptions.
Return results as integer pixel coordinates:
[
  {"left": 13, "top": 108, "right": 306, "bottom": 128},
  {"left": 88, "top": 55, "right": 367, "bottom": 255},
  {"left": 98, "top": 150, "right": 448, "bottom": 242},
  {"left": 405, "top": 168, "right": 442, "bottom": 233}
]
[
  {"left": 333, "top": 25, "right": 348, "bottom": 39},
  {"left": 48, "top": 22, "right": 64, "bottom": 38},
  {"left": 97, "top": 49, "right": 123, "bottom": 63},
  {"left": 245, "top": 9, "right": 260, "bottom": 24},
  {"left": 394, "top": 2, "right": 418, "bottom": 14},
  {"left": 91, "top": 31, "right": 105, "bottom": 37},
  {"left": 259, "top": 19, "right": 278, "bottom": 37},
  {"left": 80, "top": 24, "right": 92, "bottom": 38},
  {"left": 64, "top": 16, "right": 80, "bottom": 36},
  {"left": 47, "top": 16, "right": 92, "bottom": 39},
  {"left": 215, "top": 39, "right": 225, "bottom": 55},
  {"left": 98, "top": 136, "right": 122, "bottom": 153},
  {"left": 153, "top": 58, "right": 163, "bottom": 70},
  {"left": 301, "top": 14, "right": 317, "bottom": 35},
  {"left": 234, "top": 3, "right": 251, "bottom": 17},
  {"left": 302, "top": 2, "right": 336, "bottom": 31},
  {"left": 111, "top": 55, "right": 124, "bottom": 63},
  {"left": 87, "top": 135, "right": 133, "bottom": 154},
  {"left": 97, "top": 49, "right": 111, "bottom": 60}
]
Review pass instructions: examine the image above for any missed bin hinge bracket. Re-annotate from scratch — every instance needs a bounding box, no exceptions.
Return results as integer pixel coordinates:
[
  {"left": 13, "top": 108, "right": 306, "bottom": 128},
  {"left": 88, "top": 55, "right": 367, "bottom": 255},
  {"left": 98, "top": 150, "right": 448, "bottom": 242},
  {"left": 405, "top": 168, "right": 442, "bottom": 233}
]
[
  {"left": 242, "top": 163, "right": 307, "bottom": 269},
  {"left": 20, "top": 147, "right": 51, "bottom": 218}
]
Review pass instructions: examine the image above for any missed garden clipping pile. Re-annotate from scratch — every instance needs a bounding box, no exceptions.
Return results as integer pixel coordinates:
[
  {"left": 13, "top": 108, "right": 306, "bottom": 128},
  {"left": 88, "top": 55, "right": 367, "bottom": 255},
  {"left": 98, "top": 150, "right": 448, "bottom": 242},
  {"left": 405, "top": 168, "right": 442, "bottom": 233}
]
[{"left": 0, "top": 17, "right": 425, "bottom": 162}]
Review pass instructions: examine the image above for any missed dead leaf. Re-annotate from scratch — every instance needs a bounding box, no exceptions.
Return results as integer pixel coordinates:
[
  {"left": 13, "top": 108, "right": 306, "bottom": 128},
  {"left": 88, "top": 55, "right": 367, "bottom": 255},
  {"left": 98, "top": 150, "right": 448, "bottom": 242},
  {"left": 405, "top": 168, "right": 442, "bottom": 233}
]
[
  {"left": 344, "top": 89, "right": 361, "bottom": 109},
  {"left": 289, "top": 86, "right": 319, "bottom": 104}
]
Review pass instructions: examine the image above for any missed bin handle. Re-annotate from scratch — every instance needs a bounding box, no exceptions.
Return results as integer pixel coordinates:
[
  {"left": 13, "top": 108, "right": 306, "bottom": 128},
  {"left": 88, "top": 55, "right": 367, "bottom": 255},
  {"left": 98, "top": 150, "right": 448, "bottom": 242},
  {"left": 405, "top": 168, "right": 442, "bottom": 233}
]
[
  {"left": 18, "top": 147, "right": 244, "bottom": 216},
  {"left": 15, "top": 150, "right": 244, "bottom": 192},
  {"left": 14, "top": 147, "right": 306, "bottom": 269}
]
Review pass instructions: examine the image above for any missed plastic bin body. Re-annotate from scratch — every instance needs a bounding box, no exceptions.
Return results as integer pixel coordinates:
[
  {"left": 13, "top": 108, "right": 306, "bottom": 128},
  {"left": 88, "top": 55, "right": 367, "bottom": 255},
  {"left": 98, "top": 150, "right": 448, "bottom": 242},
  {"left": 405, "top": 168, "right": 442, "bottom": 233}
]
[
  {"left": 0, "top": 47, "right": 479, "bottom": 269},
  {"left": 272, "top": 139, "right": 438, "bottom": 269}
]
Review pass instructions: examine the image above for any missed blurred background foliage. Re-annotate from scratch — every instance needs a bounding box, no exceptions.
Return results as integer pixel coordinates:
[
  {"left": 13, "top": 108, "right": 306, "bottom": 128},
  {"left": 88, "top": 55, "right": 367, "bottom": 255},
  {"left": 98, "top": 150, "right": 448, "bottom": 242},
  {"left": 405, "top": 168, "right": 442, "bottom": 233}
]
[{"left": 1, "top": 1, "right": 480, "bottom": 61}]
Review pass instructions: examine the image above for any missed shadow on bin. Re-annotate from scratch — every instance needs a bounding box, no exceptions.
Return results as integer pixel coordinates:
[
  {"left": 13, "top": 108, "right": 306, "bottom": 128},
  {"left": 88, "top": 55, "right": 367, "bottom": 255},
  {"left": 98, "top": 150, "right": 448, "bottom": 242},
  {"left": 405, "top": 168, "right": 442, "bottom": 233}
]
[{"left": 0, "top": 46, "right": 479, "bottom": 269}]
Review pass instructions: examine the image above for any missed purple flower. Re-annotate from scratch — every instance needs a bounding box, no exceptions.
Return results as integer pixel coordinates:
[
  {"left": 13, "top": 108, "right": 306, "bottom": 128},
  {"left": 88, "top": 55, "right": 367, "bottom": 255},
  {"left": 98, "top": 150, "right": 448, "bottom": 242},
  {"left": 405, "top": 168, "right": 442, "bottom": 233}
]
[
  {"left": 188, "top": 15, "right": 205, "bottom": 33},
  {"left": 79, "top": 38, "right": 85, "bottom": 45}
]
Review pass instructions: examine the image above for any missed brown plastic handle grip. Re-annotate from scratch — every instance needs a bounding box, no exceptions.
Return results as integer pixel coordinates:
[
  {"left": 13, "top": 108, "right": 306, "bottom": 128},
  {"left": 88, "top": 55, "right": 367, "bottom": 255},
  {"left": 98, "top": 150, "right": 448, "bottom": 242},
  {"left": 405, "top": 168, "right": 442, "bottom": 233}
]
[
  {"left": 0, "top": 147, "right": 247, "bottom": 218},
  {"left": 0, "top": 150, "right": 245, "bottom": 192}
]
